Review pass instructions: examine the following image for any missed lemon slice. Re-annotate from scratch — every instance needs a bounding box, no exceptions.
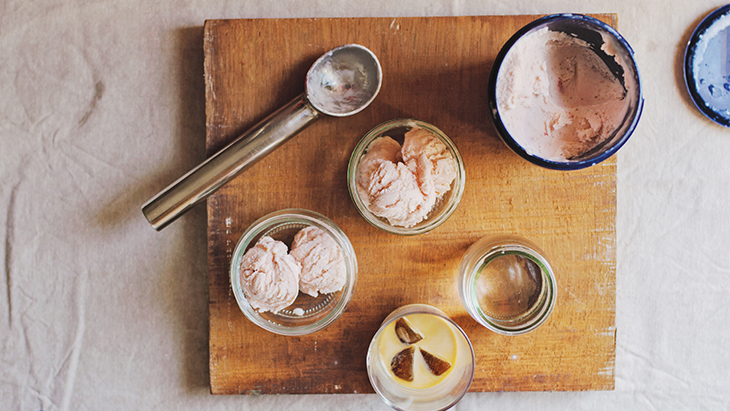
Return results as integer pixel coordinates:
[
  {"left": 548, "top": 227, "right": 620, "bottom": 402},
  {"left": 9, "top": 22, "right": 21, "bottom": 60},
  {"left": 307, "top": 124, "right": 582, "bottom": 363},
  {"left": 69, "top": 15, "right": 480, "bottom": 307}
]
[
  {"left": 395, "top": 318, "right": 423, "bottom": 344},
  {"left": 420, "top": 348, "right": 452, "bottom": 376},
  {"left": 390, "top": 346, "right": 415, "bottom": 381}
]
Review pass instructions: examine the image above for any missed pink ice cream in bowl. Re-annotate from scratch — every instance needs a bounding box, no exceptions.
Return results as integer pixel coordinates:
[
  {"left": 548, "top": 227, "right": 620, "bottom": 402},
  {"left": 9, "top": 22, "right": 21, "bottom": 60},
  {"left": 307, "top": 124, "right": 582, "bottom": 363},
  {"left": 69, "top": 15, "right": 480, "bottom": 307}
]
[
  {"left": 488, "top": 14, "right": 643, "bottom": 170},
  {"left": 347, "top": 119, "right": 466, "bottom": 235},
  {"left": 230, "top": 209, "right": 357, "bottom": 336}
]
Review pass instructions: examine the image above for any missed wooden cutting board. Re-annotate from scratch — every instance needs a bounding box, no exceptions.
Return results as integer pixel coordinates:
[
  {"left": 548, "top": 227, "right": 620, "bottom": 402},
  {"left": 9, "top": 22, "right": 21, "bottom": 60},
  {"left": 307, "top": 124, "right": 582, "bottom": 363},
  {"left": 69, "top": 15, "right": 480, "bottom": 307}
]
[{"left": 206, "top": 15, "right": 617, "bottom": 395}]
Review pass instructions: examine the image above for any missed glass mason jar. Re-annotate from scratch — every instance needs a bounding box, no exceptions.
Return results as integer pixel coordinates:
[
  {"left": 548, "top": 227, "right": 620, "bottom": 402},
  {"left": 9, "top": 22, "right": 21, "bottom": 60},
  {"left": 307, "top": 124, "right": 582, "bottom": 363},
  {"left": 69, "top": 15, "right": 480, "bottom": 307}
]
[{"left": 458, "top": 234, "right": 557, "bottom": 335}]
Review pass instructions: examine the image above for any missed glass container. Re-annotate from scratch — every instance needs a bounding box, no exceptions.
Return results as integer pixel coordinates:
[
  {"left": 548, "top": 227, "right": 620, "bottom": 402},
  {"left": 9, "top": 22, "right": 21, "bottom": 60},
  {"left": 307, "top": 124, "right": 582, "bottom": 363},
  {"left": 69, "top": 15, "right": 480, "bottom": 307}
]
[{"left": 230, "top": 208, "right": 357, "bottom": 336}]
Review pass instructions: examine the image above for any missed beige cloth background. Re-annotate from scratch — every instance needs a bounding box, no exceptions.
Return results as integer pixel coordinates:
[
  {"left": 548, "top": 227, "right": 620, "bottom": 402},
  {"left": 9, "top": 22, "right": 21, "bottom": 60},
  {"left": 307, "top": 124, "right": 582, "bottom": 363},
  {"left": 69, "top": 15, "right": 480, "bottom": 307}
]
[{"left": 1, "top": 0, "right": 728, "bottom": 409}]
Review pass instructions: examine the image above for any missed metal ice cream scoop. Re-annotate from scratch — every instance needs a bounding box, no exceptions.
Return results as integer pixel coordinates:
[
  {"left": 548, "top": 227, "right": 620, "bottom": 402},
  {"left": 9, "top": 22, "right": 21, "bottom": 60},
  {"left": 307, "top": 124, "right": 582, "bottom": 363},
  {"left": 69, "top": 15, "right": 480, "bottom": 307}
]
[{"left": 142, "top": 44, "right": 382, "bottom": 230}]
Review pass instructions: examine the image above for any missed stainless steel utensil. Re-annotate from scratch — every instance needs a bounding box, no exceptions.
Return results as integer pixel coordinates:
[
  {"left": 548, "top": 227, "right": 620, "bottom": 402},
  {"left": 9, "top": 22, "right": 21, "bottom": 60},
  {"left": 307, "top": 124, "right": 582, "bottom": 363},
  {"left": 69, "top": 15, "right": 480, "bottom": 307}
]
[{"left": 142, "top": 44, "right": 382, "bottom": 230}]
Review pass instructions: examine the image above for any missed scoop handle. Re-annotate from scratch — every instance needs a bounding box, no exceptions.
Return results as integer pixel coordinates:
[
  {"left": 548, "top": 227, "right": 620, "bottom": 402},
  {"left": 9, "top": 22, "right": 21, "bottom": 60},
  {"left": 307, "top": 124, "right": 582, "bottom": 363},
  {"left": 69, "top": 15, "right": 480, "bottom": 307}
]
[{"left": 142, "top": 93, "right": 319, "bottom": 231}]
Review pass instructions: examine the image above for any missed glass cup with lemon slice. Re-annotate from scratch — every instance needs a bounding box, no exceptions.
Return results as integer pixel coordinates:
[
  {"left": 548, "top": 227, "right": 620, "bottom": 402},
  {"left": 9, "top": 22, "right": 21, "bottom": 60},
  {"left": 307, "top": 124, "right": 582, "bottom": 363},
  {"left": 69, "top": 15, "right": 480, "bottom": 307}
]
[{"left": 366, "top": 304, "right": 475, "bottom": 411}]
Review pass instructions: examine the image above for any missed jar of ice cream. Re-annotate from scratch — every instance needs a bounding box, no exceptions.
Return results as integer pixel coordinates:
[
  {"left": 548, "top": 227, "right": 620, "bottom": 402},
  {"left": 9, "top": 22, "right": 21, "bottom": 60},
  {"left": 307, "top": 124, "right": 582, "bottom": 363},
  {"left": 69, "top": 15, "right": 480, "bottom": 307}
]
[
  {"left": 458, "top": 234, "right": 557, "bottom": 335},
  {"left": 488, "top": 14, "right": 644, "bottom": 170},
  {"left": 366, "top": 304, "right": 475, "bottom": 411},
  {"left": 230, "top": 208, "right": 358, "bottom": 336},
  {"left": 347, "top": 119, "right": 466, "bottom": 235}
]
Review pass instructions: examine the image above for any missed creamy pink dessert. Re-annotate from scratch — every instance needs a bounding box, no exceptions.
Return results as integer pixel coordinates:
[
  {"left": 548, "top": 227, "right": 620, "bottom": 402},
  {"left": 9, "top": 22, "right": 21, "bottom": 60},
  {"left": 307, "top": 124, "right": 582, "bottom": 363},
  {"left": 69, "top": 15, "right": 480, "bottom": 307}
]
[
  {"left": 239, "top": 236, "right": 301, "bottom": 313},
  {"left": 496, "top": 27, "right": 631, "bottom": 161},
  {"left": 401, "top": 128, "right": 457, "bottom": 197},
  {"left": 290, "top": 226, "right": 346, "bottom": 297},
  {"left": 356, "top": 128, "right": 456, "bottom": 228}
]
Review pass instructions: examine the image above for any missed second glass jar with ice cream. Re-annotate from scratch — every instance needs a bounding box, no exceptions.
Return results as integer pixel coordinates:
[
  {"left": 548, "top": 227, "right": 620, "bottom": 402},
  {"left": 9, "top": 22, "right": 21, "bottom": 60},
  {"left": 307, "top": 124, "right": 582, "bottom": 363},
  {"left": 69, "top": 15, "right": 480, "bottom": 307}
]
[
  {"left": 347, "top": 119, "right": 465, "bottom": 235},
  {"left": 230, "top": 209, "right": 358, "bottom": 336}
]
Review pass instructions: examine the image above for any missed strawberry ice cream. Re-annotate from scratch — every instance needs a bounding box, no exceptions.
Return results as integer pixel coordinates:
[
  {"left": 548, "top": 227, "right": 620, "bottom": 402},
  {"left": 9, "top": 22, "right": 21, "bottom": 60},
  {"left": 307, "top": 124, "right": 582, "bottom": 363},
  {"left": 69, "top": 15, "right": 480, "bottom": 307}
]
[
  {"left": 239, "top": 226, "right": 347, "bottom": 311},
  {"left": 239, "top": 236, "right": 301, "bottom": 313},
  {"left": 356, "top": 127, "right": 456, "bottom": 228},
  {"left": 401, "top": 128, "right": 457, "bottom": 197},
  {"left": 290, "top": 226, "right": 346, "bottom": 297},
  {"left": 496, "top": 27, "right": 632, "bottom": 161}
]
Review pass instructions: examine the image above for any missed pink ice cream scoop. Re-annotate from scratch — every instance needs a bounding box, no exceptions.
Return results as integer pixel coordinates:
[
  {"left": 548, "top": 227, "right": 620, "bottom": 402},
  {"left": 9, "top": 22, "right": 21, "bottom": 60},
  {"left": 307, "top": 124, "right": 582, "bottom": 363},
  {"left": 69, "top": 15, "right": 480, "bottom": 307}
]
[
  {"left": 290, "top": 226, "right": 347, "bottom": 297},
  {"left": 401, "top": 127, "right": 457, "bottom": 197},
  {"left": 356, "top": 135, "right": 402, "bottom": 190},
  {"left": 239, "top": 236, "right": 301, "bottom": 313},
  {"left": 356, "top": 128, "right": 456, "bottom": 228}
]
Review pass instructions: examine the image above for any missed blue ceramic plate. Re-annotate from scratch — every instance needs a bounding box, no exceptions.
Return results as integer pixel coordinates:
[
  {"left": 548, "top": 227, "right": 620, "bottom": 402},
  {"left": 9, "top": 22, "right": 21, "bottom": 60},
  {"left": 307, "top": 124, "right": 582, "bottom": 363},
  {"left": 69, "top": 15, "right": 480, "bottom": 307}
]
[{"left": 685, "top": 4, "right": 730, "bottom": 128}]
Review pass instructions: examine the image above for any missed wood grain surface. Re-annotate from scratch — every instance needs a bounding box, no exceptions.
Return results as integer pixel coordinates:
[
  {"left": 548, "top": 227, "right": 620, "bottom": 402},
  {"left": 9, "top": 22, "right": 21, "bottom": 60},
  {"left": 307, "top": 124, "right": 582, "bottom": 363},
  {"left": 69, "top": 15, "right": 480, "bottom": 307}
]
[{"left": 206, "top": 15, "right": 617, "bottom": 395}]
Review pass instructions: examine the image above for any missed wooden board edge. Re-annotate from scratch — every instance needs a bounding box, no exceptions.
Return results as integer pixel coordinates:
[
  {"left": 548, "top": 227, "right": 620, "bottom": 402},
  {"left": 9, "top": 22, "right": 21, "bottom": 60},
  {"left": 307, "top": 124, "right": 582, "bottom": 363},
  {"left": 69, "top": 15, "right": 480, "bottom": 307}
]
[{"left": 204, "top": 13, "right": 621, "bottom": 395}]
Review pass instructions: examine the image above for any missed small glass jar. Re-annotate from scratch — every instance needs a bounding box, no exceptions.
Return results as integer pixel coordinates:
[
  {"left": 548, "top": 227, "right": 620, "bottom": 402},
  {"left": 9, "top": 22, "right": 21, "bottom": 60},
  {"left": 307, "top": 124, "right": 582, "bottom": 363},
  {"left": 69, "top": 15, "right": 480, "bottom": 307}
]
[
  {"left": 347, "top": 119, "right": 466, "bottom": 236},
  {"left": 366, "top": 304, "right": 475, "bottom": 411},
  {"left": 458, "top": 235, "right": 557, "bottom": 335},
  {"left": 230, "top": 209, "right": 358, "bottom": 336}
]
